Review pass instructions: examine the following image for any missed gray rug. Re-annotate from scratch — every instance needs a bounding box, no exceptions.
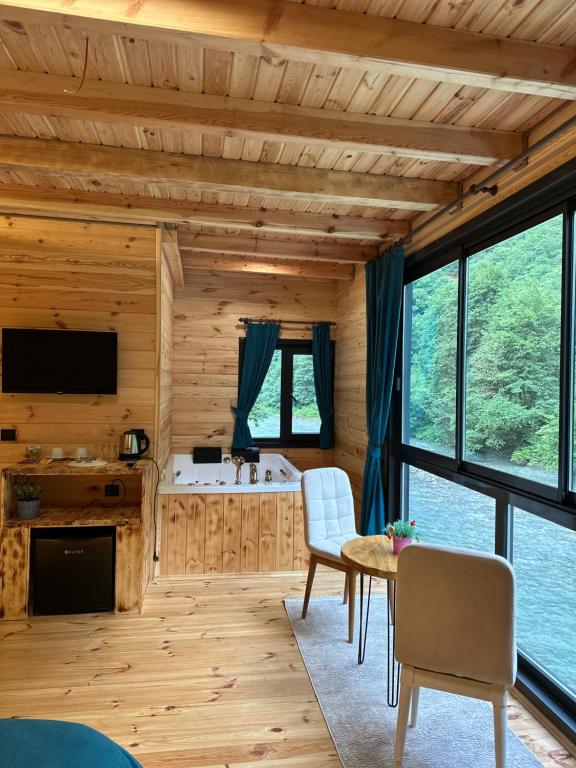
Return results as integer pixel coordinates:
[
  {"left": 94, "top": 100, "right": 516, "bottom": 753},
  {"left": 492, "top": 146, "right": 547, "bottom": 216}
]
[{"left": 285, "top": 597, "right": 543, "bottom": 768}]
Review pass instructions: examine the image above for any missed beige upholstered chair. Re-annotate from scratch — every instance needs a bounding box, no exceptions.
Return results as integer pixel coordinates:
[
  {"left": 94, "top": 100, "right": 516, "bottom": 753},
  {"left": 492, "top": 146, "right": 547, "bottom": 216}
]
[
  {"left": 300, "top": 468, "right": 361, "bottom": 643},
  {"left": 393, "top": 543, "right": 516, "bottom": 768}
]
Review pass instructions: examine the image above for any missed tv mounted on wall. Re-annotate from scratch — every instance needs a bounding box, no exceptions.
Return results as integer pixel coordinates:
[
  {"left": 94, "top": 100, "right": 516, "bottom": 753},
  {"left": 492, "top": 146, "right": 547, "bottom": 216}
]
[{"left": 1, "top": 328, "right": 118, "bottom": 394}]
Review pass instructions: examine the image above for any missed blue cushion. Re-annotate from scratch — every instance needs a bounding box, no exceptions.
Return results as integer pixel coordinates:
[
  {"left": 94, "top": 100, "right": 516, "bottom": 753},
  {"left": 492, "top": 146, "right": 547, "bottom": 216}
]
[{"left": 0, "top": 719, "right": 142, "bottom": 768}]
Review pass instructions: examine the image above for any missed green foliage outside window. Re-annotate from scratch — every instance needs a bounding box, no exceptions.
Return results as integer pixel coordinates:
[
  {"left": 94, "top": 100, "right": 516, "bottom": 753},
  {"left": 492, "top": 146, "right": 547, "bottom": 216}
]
[
  {"left": 249, "top": 349, "right": 320, "bottom": 437},
  {"left": 408, "top": 214, "right": 563, "bottom": 476}
]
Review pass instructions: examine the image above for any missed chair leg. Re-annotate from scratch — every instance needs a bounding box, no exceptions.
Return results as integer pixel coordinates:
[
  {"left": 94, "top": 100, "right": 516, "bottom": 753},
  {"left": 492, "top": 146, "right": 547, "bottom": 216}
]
[
  {"left": 347, "top": 570, "right": 356, "bottom": 643},
  {"left": 410, "top": 686, "right": 420, "bottom": 728},
  {"left": 343, "top": 571, "right": 349, "bottom": 605},
  {"left": 393, "top": 680, "right": 413, "bottom": 766},
  {"left": 493, "top": 693, "right": 507, "bottom": 768},
  {"left": 301, "top": 555, "right": 317, "bottom": 620}
]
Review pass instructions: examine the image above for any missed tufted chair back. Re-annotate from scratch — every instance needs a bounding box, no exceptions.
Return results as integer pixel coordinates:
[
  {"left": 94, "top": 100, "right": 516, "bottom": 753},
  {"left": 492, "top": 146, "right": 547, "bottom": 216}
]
[{"left": 301, "top": 468, "right": 358, "bottom": 561}]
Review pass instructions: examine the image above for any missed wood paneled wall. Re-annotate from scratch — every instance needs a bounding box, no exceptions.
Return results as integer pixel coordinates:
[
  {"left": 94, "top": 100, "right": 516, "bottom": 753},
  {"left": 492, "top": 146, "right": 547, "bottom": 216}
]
[
  {"left": 171, "top": 269, "right": 338, "bottom": 471},
  {"left": 159, "top": 490, "right": 308, "bottom": 576},
  {"left": 156, "top": 245, "right": 174, "bottom": 473},
  {"left": 0, "top": 215, "right": 158, "bottom": 466},
  {"left": 334, "top": 269, "right": 367, "bottom": 515}
]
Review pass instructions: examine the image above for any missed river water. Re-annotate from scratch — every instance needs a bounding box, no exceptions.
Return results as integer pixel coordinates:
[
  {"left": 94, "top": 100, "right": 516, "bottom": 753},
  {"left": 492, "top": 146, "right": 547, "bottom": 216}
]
[{"left": 408, "top": 466, "right": 576, "bottom": 699}]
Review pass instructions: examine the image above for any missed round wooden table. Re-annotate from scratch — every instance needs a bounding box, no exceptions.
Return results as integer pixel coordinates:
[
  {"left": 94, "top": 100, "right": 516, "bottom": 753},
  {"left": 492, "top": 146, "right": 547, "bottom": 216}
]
[{"left": 341, "top": 535, "right": 400, "bottom": 707}]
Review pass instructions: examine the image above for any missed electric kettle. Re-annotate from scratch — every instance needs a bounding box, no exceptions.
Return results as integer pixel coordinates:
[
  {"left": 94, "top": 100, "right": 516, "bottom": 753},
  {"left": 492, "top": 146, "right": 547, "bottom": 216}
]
[{"left": 118, "top": 429, "right": 150, "bottom": 462}]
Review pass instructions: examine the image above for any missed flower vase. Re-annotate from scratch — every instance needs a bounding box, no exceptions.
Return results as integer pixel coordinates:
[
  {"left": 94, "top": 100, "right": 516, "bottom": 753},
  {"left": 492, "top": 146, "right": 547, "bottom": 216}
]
[{"left": 393, "top": 536, "right": 413, "bottom": 555}]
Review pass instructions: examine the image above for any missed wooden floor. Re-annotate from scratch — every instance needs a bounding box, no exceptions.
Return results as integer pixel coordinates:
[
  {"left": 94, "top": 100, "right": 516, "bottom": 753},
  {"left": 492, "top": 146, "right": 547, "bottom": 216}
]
[{"left": 0, "top": 569, "right": 573, "bottom": 768}]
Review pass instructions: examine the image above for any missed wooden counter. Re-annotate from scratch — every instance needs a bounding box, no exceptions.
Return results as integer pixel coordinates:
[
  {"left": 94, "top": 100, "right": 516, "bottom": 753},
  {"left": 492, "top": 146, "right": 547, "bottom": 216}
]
[{"left": 0, "top": 460, "right": 155, "bottom": 620}]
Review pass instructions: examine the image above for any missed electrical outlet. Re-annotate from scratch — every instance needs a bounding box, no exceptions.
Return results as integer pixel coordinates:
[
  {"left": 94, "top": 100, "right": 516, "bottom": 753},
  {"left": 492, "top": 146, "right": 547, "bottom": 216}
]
[
  {"left": 0, "top": 428, "right": 17, "bottom": 442},
  {"left": 104, "top": 483, "right": 120, "bottom": 497}
]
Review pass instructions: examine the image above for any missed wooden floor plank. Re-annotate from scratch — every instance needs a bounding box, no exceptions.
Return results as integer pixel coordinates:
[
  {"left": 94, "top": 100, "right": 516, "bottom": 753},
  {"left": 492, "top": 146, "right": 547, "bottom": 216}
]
[{"left": 0, "top": 570, "right": 572, "bottom": 768}]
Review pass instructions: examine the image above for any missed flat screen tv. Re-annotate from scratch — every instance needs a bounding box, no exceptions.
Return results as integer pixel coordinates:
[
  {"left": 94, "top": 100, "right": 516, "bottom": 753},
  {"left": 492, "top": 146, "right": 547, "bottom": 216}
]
[{"left": 2, "top": 328, "right": 118, "bottom": 394}]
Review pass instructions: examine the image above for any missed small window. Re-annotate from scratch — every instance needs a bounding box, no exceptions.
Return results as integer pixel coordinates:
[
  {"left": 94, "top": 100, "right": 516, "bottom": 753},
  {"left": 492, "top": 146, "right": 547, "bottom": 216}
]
[{"left": 239, "top": 339, "right": 333, "bottom": 447}]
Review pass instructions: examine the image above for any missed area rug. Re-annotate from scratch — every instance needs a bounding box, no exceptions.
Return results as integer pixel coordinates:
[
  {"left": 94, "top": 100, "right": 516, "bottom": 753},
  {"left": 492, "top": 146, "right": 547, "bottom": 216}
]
[{"left": 285, "top": 597, "right": 543, "bottom": 768}]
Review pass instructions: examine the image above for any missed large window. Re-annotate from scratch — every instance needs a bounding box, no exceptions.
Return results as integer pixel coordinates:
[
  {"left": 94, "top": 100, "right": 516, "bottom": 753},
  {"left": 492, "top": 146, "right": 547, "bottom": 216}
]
[
  {"left": 244, "top": 339, "right": 331, "bottom": 447},
  {"left": 403, "top": 261, "right": 458, "bottom": 457},
  {"left": 397, "top": 174, "right": 576, "bottom": 736},
  {"left": 405, "top": 465, "right": 495, "bottom": 553},
  {"left": 465, "top": 215, "right": 563, "bottom": 486},
  {"left": 513, "top": 507, "right": 576, "bottom": 700}
]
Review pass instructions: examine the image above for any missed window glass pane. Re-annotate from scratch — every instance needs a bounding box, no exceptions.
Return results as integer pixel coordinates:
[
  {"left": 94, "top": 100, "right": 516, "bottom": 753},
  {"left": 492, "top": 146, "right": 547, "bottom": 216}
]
[
  {"left": 403, "top": 261, "right": 458, "bottom": 457},
  {"left": 406, "top": 465, "right": 495, "bottom": 553},
  {"left": 465, "top": 214, "right": 563, "bottom": 486},
  {"left": 292, "top": 354, "right": 321, "bottom": 434},
  {"left": 248, "top": 349, "right": 281, "bottom": 439},
  {"left": 513, "top": 508, "right": 576, "bottom": 699}
]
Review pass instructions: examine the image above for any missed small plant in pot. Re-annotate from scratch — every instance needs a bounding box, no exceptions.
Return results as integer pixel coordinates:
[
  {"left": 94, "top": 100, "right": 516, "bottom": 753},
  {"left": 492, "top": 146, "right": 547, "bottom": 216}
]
[
  {"left": 385, "top": 519, "right": 418, "bottom": 555},
  {"left": 14, "top": 481, "right": 42, "bottom": 520}
]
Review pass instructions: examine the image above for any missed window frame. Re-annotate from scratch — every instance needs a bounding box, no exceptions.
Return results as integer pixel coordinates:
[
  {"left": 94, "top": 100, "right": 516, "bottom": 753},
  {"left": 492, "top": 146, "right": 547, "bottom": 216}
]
[
  {"left": 391, "top": 158, "right": 576, "bottom": 740},
  {"left": 238, "top": 338, "right": 335, "bottom": 449}
]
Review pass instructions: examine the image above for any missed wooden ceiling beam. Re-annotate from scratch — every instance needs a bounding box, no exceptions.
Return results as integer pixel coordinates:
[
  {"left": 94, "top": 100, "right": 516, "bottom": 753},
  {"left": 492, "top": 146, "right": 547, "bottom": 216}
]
[
  {"left": 0, "top": 136, "right": 455, "bottom": 210},
  {"left": 182, "top": 253, "right": 355, "bottom": 281},
  {"left": 178, "top": 233, "right": 376, "bottom": 264},
  {"left": 0, "top": 70, "right": 522, "bottom": 165},
  {"left": 0, "top": 183, "right": 406, "bottom": 240},
  {"left": 0, "top": 1, "right": 575, "bottom": 98}
]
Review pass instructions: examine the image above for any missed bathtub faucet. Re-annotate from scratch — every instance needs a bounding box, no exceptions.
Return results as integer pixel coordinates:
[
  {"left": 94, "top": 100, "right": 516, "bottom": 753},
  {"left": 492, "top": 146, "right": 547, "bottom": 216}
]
[
  {"left": 231, "top": 455, "right": 245, "bottom": 485},
  {"left": 249, "top": 463, "right": 258, "bottom": 485}
]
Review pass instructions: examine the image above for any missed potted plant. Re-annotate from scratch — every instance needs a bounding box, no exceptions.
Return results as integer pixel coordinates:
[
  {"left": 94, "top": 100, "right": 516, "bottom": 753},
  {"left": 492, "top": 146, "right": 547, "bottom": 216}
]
[
  {"left": 14, "top": 481, "right": 42, "bottom": 520},
  {"left": 385, "top": 519, "right": 418, "bottom": 555}
]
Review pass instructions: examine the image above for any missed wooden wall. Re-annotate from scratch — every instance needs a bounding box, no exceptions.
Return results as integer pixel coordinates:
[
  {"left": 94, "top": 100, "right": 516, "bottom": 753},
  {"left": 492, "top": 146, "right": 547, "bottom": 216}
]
[
  {"left": 334, "top": 269, "right": 367, "bottom": 515},
  {"left": 159, "top": 490, "right": 307, "bottom": 576},
  {"left": 171, "top": 269, "right": 338, "bottom": 471},
  {"left": 0, "top": 215, "right": 158, "bottom": 466},
  {"left": 156, "top": 245, "right": 174, "bottom": 473}
]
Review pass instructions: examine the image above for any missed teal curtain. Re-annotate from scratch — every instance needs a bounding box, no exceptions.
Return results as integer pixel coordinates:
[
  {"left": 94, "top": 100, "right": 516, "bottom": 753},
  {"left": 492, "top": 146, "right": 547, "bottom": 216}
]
[
  {"left": 232, "top": 322, "right": 280, "bottom": 448},
  {"left": 312, "top": 323, "right": 334, "bottom": 449},
  {"left": 360, "top": 246, "right": 404, "bottom": 535}
]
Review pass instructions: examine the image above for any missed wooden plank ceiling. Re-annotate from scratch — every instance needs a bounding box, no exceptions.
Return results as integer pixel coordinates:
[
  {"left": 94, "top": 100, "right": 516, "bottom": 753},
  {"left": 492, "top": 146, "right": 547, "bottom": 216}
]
[{"left": 0, "top": 0, "right": 575, "bottom": 282}]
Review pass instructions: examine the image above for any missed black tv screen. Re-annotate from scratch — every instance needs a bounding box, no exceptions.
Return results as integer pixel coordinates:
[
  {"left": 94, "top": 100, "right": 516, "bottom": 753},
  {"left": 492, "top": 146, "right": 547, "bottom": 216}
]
[{"left": 2, "top": 329, "right": 118, "bottom": 394}]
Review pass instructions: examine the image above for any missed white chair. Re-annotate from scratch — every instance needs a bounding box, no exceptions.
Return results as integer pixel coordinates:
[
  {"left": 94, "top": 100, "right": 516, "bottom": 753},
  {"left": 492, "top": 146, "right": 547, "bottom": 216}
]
[
  {"left": 300, "top": 467, "right": 361, "bottom": 643},
  {"left": 393, "top": 543, "right": 516, "bottom": 768}
]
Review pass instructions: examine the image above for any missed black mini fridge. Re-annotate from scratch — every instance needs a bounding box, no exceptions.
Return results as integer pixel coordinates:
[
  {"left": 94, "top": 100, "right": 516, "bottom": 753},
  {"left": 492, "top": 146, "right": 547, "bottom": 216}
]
[{"left": 31, "top": 527, "right": 115, "bottom": 615}]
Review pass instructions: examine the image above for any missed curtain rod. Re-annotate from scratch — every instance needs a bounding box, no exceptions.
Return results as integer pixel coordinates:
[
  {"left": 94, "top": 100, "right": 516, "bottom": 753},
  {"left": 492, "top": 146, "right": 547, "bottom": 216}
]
[
  {"left": 391, "top": 107, "right": 576, "bottom": 250},
  {"left": 238, "top": 317, "right": 336, "bottom": 327}
]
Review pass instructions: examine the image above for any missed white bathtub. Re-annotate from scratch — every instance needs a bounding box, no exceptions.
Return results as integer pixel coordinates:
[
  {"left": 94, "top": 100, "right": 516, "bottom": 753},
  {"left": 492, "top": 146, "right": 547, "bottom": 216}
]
[{"left": 159, "top": 453, "right": 302, "bottom": 494}]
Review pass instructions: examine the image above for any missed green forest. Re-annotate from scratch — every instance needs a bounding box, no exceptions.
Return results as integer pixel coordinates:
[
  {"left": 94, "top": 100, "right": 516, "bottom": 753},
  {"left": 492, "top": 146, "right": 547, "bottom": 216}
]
[
  {"left": 249, "top": 351, "right": 320, "bottom": 436},
  {"left": 407, "top": 214, "right": 563, "bottom": 477}
]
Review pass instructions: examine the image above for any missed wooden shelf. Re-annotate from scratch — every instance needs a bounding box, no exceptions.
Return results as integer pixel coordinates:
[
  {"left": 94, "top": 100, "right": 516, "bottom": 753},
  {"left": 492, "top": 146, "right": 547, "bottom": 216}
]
[
  {"left": 3, "top": 505, "right": 141, "bottom": 529},
  {"left": 1, "top": 460, "right": 146, "bottom": 478}
]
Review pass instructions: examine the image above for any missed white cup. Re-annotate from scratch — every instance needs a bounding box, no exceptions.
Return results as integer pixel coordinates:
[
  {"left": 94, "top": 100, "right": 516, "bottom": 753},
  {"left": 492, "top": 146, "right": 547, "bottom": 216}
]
[
  {"left": 75, "top": 447, "right": 88, "bottom": 459},
  {"left": 51, "top": 447, "right": 65, "bottom": 460}
]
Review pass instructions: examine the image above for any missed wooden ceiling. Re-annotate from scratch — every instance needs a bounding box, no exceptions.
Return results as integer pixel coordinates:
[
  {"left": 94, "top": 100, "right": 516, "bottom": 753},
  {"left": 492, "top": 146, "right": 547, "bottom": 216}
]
[{"left": 0, "top": 0, "right": 575, "bottom": 282}]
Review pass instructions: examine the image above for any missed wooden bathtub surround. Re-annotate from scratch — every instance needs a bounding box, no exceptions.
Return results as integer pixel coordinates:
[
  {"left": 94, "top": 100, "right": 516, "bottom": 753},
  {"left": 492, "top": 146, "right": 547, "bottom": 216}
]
[
  {"left": 159, "top": 490, "right": 308, "bottom": 576},
  {"left": 0, "top": 460, "right": 155, "bottom": 620}
]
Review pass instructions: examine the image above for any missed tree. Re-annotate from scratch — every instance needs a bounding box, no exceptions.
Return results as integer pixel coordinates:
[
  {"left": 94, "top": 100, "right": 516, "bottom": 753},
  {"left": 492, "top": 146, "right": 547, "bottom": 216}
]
[{"left": 408, "top": 213, "right": 563, "bottom": 472}]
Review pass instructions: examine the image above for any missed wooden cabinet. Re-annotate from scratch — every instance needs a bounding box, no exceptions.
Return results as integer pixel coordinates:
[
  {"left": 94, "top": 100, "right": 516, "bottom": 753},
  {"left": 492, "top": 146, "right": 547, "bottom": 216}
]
[{"left": 0, "top": 461, "right": 154, "bottom": 620}]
